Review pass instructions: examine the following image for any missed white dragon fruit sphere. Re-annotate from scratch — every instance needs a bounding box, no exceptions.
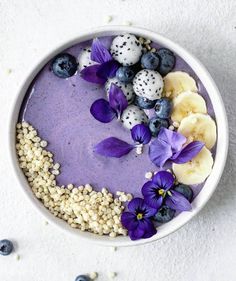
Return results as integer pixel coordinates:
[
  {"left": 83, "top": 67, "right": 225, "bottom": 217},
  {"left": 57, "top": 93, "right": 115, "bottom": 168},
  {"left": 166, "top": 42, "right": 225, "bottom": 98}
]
[
  {"left": 78, "top": 47, "right": 97, "bottom": 71},
  {"left": 110, "top": 34, "right": 142, "bottom": 66},
  {"left": 105, "top": 77, "right": 135, "bottom": 104},
  {"left": 121, "top": 105, "right": 148, "bottom": 130},
  {"left": 133, "top": 69, "right": 164, "bottom": 100}
]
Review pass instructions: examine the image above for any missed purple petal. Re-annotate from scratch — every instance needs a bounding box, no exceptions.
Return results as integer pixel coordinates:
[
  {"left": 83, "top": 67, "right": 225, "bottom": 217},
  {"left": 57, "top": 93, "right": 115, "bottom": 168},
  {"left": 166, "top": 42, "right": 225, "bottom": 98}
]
[
  {"left": 121, "top": 212, "right": 138, "bottom": 231},
  {"left": 94, "top": 137, "right": 134, "bottom": 158},
  {"left": 152, "top": 171, "right": 175, "bottom": 190},
  {"left": 90, "top": 99, "right": 116, "bottom": 123},
  {"left": 142, "top": 182, "right": 163, "bottom": 209},
  {"left": 165, "top": 190, "right": 192, "bottom": 211},
  {"left": 91, "top": 38, "right": 112, "bottom": 63},
  {"left": 158, "top": 128, "right": 186, "bottom": 154},
  {"left": 97, "top": 60, "right": 119, "bottom": 79},
  {"left": 144, "top": 204, "right": 158, "bottom": 217},
  {"left": 129, "top": 227, "right": 145, "bottom": 240},
  {"left": 128, "top": 198, "right": 145, "bottom": 213},
  {"left": 140, "top": 220, "right": 157, "bottom": 238},
  {"left": 172, "top": 141, "right": 204, "bottom": 164},
  {"left": 131, "top": 124, "right": 152, "bottom": 145},
  {"left": 149, "top": 138, "right": 173, "bottom": 167},
  {"left": 108, "top": 83, "right": 128, "bottom": 116},
  {"left": 80, "top": 65, "right": 106, "bottom": 84},
  {"left": 129, "top": 219, "right": 157, "bottom": 240}
]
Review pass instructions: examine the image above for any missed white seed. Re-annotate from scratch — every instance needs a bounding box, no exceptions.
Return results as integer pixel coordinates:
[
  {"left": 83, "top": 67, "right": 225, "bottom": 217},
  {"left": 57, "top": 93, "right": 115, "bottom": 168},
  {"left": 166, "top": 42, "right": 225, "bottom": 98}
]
[
  {"left": 145, "top": 171, "right": 153, "bottom": 180},
  {"left": 168, "top": 125, "right": 175, "bottom": 131},
  {"left": 104, "top": 15, "right": 113, "bottom": 23},
  {"left": 122, "top": 20, "right": 132, "bottom": 26},
  {"left": 40, "top": 140, "right": 48, "bottom": 147},
  {"left": 111, "top": 246, "right": 117, "bottom": 252},
  {"left": 89, "top": 272, "right": 98, "bottom": 280},
  {"left": 108, "top": 272, "right": 117, "bottom": 279}
]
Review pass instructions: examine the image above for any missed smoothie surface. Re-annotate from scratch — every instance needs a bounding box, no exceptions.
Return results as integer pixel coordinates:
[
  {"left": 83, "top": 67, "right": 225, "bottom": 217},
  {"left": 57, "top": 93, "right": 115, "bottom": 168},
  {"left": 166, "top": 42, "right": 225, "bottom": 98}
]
[{"left": 19, "top": 36, "right": 215, "bottom": 197}]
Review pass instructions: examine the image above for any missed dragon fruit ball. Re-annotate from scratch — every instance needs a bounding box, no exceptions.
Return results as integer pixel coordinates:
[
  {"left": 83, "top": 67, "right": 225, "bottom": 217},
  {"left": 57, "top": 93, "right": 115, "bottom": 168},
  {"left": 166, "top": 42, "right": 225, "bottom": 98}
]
[
  {"left": 121, "top": 105, "right": 148, "bottom": 130},
  {"left": 105, "top": 77, "right": 135, "bottom": 104},
  {"left": 110, "top": 34, "right": 142, "bottom": 66},
  {"left": 133, "top": 69, "right": 164, "bottom": 100},
  {"left": 78, "top": 47, "right": 97, "bottom": 71}
]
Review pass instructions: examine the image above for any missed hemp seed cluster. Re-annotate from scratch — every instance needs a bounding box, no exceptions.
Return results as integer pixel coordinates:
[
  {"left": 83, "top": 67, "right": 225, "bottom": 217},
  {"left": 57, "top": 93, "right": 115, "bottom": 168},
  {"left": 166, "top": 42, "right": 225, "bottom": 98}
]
[{"left": 16, "top": 122, "right": 131, "bottom": 237}]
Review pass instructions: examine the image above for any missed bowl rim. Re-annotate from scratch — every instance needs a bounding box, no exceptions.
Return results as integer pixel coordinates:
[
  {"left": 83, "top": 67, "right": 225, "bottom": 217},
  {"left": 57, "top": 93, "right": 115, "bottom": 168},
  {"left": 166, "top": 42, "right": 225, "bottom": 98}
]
[{"left": 8, "top": 25, "right": 229, "bottom": 247}]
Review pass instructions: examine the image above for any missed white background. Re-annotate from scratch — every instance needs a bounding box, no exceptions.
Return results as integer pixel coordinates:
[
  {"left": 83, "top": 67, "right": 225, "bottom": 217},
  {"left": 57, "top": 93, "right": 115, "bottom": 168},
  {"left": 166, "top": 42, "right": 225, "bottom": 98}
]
[{"left": 0, "top": 1, "right": 236, "bottom": 280}]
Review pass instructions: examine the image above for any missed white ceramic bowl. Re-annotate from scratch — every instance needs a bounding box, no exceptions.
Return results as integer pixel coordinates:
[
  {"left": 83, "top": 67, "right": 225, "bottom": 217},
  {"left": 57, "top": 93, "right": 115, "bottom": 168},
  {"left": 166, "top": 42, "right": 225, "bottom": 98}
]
[{"left": 8, "top": 26, "right": 228, "bottom": 247}]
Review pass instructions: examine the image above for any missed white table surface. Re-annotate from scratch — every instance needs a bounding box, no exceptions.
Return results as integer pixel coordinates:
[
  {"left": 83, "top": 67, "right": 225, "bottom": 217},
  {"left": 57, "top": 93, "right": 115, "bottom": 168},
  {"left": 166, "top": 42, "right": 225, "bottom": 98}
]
[{"left": 0, "top": 0, "right": 236, "bottom": 280}]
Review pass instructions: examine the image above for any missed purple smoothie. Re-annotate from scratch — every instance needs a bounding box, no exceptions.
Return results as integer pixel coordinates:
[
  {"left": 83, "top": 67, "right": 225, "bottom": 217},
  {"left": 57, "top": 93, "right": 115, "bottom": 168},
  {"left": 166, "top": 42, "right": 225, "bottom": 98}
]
[{"left": 18, "top": 35, "right": 216, "bottom": 198}]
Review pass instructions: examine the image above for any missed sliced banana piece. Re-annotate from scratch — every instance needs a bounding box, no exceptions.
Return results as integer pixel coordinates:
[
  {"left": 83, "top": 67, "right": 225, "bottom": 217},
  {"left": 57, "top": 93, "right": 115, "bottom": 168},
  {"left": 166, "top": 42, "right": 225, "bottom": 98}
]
[
  {"left": 163, "top": 71, "right": 198, "bottom": 99},
  {"left": 178, "top": 113, "right": 216, "bottom": 149},
  {"left": 171, "top": 91, "right": 207, "bottom": 122},
  {"left": 173, "top": 146, "right": 213, "bottom": 185}
]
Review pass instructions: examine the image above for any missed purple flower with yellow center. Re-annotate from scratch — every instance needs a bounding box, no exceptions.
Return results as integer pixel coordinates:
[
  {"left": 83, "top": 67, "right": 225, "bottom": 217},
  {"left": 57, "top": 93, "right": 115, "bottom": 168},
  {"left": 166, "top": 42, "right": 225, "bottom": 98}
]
[
  {"left": 142, "top": 170, "right": 192, "bottom": 211},
  {"left": 121, "top": 198, "right": 157, "bottom": 240},
  {"left": 80, "top": 38, "right": 119, "bottom": 84}
]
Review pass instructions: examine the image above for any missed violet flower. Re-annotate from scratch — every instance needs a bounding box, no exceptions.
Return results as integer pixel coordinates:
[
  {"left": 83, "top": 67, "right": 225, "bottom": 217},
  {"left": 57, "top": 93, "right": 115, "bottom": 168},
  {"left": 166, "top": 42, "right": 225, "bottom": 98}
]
[
  {"left": 142, "top": 171, "right": 191, "bottom": 211},
  {"left": 121, "top": 198, "right": 157, "bottom": 240},
  {"left": 94, "top": 124, "right": 151, "bottom": 158},
  {"left": 149, "top": 128, "right": 204, "bottom": 167},
  {"left": 80, "top": 38, "right": 119, "bottom": 84},
  {"left": 90, "top": 83, "right": 128, "bottom": 123}
]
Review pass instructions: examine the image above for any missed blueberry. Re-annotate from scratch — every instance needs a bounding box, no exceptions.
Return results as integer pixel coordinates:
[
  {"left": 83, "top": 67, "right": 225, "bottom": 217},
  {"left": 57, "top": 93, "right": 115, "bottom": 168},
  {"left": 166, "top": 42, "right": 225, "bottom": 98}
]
[
  {"left": 51, "top": 53, "right": 77, "bottom": 78},
  {"left": 153, "top": 205, "right": 175, "bottom": 223},
  {"left": 141, "top": 52, "right": 160, "bottom": 70},
  {"left": 0, "top": 239, "right": 13, "bottom": 256},
  {"left": 174, "top": 184, "right": 193, "bottom": 202},
  {"left": 154, "top": 98, "right": 172, "bottom": 119},
  {"left": 157, "top": 48, "right": 176, "bottom": 76},
  {"left": 116, "top": 66, "right": 135, "bottom": 83},
  {"left": 149, "top": 117, "right": 169, "bottom": 137},
  {"left": 135, "top": 96, "right": 156, "bottom": 109},
  {"left": 75, "top": 275, "right": 90, "bottom": 281}
]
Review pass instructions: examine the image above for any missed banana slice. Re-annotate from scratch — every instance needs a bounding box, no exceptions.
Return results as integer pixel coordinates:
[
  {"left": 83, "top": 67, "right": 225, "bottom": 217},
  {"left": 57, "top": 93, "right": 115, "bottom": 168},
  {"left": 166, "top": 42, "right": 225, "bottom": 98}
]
[
  {"left": 171, "top": 91, "right": 207, "bottom": 123},
  {"left": 163, "top": 71, "right": 198, "bottom": 99},
  {"left": 173, "top": 146, "right": 213, "bottom": 185},
  {"left": 178, "top": 113, "right": 216, "bottom": 149}
]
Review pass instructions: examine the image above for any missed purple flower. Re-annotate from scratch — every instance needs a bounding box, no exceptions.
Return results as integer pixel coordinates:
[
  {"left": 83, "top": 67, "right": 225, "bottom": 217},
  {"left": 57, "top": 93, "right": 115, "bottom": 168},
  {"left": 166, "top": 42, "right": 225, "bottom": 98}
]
[
  {"left": 90, "top": 83, "right": 128, "bottom": 123},
  {"left": 142, "top": 171, "right": 192, "bottom": 211},
  {"left": 80, "top": 38, "right": 119, "bottom": 84},
  {"left": 121, "top": 198, "right": 157, "bottom": 240},
  {"left": 149, "top": 128, "right": 204, "bottom": 167},
  {"left": 94, "top": 124, "right": 151, "bottom": 158}
]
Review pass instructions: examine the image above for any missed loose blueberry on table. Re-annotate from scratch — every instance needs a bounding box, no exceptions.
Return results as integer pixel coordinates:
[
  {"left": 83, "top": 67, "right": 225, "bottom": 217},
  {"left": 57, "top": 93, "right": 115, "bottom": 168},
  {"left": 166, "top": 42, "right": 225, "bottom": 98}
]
[
  {"left": 16, "top": 33, "right": 217, "bottom": 241},
  {"left": 0, "top": 239, "right": 14, "bottom": 256}
]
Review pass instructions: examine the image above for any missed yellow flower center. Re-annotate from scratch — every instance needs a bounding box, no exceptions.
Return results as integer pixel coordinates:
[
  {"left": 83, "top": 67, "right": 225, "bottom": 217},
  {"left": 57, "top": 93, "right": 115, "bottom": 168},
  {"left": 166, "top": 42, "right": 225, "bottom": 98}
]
[
  {"left": 158, "top": 189, "right": 165, "bottom": 196},
  {"left": 137, "top": 213, "right": 143, "bottom": 220}
]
